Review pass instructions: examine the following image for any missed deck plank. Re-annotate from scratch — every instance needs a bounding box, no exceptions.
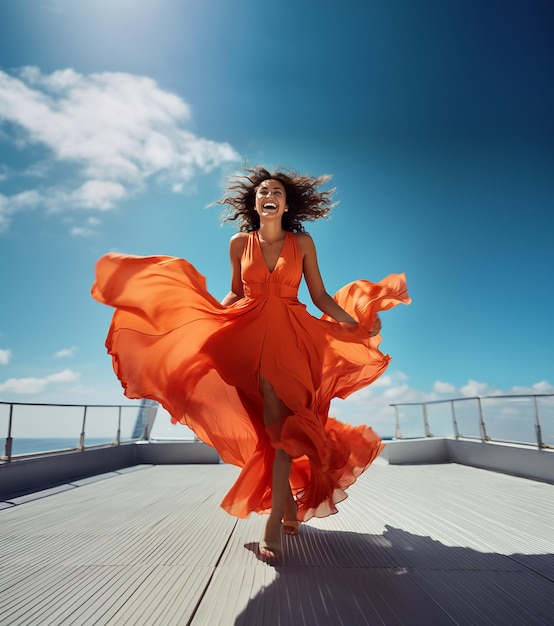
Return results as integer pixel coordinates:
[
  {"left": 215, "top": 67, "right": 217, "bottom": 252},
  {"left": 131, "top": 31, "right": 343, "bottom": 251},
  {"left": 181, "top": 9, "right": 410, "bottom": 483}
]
[{"left": 1, "top": 460, "right": 553, "bottom": 625}]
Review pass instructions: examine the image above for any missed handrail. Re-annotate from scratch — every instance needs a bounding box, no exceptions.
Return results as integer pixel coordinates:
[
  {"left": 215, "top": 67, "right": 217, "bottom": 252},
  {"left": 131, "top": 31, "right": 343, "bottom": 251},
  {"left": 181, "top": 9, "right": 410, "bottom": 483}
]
[
  {"left": 390, "top": 393, "right": 554, "bottom": 406},
  {"left": 0, "top": 401, "right": 141, "bottom": 408},
  {"left": 390, "top": 393, "right": 554, "bottom": 450},
  {"left": 0, "top": 400, "right": 145, "bottom": 462}
]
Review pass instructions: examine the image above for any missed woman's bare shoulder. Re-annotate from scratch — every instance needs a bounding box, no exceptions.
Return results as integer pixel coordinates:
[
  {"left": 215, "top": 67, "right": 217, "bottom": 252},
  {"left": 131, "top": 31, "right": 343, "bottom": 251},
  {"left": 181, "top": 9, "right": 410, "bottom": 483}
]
[
  {"left": 230, "top": 231, "right": 249, "bottom": 242},
  {"left": 294, "top": 231, "right": 315, "bottom": 252},
  {"left": 230, "top": 231, "right": 249, "bottom": 245},
  {"left": 229, "top": 231, "right": 249, "bottom": 254},
  {"left": 231, "top": 230, "right": 250, "bottom": 241}
]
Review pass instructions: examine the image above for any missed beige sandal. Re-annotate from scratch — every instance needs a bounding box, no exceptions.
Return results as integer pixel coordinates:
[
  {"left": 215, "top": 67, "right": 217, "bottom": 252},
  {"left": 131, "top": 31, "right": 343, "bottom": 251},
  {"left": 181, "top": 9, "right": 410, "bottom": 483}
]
[{"left": 282, "top": 520, "right": 300, "bottom": 536}]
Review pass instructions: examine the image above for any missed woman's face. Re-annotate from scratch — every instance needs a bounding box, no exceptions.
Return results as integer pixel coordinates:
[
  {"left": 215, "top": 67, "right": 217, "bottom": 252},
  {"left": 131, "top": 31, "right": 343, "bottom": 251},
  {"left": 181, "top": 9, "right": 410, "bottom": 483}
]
[{"left": 254, "top": 179, "right": 288, "bottom": 222}]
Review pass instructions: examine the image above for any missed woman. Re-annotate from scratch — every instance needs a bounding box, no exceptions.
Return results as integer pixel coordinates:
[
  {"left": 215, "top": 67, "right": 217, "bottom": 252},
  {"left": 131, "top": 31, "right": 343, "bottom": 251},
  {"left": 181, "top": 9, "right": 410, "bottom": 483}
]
[{"left": 92, "top": 166, "right": 410, "bottom": 560}]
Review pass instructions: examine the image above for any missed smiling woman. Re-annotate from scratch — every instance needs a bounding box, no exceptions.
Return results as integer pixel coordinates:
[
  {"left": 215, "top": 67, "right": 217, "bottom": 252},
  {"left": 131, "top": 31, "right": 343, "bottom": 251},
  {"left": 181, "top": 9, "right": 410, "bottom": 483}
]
[
  {"left": 219, "top": 167, "right": 335, "bottom": 233},
  {"left": 91, "top": 165, "right": 410, "bottom": 560},
  {"left": 1, "top": 0, "right": 553, "bottom": 512}
]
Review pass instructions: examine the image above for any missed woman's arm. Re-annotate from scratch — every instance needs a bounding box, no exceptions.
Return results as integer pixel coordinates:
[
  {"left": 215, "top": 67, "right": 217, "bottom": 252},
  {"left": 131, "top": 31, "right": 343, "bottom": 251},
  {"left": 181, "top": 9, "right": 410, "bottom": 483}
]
[
  {"left": 221, "top": 233, "right": 247, "bottom": 306},
  {"left": 298, "top": 233, "right": 381, "bottom": 335},
  {"left": 298, "top": 233, "right": 357, "bottom": 322}
]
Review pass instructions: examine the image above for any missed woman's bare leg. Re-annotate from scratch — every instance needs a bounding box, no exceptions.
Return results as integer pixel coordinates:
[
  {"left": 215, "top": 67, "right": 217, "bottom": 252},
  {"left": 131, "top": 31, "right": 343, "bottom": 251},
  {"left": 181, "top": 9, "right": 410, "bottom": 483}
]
[
  {"left": 282, "top": 486, "right": 299, "bottom": 535},
  {"left": 259, "top": 374, "right": 294, "bottom": 557}
]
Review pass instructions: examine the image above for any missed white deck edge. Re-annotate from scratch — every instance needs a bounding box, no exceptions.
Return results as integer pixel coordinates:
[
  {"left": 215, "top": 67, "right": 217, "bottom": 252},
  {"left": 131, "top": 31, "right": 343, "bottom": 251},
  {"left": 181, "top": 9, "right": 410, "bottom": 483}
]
[{"left": 381, "top": 437, "right": 554, "bottom": 483}]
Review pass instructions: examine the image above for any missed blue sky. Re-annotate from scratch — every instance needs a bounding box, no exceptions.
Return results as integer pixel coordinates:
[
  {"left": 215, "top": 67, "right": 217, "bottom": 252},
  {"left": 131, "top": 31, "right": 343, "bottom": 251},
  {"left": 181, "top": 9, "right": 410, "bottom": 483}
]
[{"left": 0, "top": 0, "right": 553, "bottom": 437}]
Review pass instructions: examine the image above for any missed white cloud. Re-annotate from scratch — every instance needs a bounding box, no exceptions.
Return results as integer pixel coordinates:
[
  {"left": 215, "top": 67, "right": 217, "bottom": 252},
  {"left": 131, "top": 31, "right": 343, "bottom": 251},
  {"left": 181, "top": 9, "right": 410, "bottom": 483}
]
[
  {"left": 370, "top": 375, "right": 393, "bottom": 388},
  {"left": 510, "top": 380, "right": 554, "bottom": 395},
  {"left": 0, "top": 377, "right": 48, "bottom": 394},
  {"left": 54, "top": 346, "right": 77, "bottom": 358},
  {"left": 71, "top": 180, "right": 128, "bottom": 210},
  {"left": 0, "top": 189, "right": 44, "bottom": 232},
  {"left": 23, "top": 161, "right": 51, "bottom": 178},
  {"left": 381, "top": 383, "right": 410, "bottom": 400},
  {"left": 330, "top": 369, "right": 441, "bottom": 436},
  {"left": 331, "top": 373, "right": 554, "bottom": 439},
  {"left": 433, "top": 380, "right": 457, "bottom": 394},
  {"left": 46, "top": 369, "right": 80, "bottom": 383},
  {"left": 71, "top": 215, "right": 102, "bottom": 237},
  {"left": 71, "top": 227, "right": 89, "bottom": 236},
  {"left": 0, "top": 369, "right": 80, "bottom": 394},
  {"left": 0, "top": 66, "right": 240, "bottom": 231},
  {"left": 369, "top": 370, "right": 409, "bottom": 389},
  {"left": 0, "top": 349, "right": 12, "bottom": 365},
  {"left": 460, "top": 379, "right": 500, "bottom": 397}
]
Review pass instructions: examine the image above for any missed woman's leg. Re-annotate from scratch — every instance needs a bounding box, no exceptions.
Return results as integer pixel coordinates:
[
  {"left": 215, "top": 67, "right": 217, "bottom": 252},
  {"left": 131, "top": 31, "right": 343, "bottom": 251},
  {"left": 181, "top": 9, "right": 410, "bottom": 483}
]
[
  {"left": 282, "top": 485, "right": 300, "bottom": 535},
  {"left": 259, "top": 374, "right": 294, "bottom": 557}
]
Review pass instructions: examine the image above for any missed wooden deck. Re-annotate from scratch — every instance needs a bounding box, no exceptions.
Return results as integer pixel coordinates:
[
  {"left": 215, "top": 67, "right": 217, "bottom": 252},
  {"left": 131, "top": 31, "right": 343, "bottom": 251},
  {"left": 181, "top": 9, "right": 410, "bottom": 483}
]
[{"left": 1, "top": 459, "right": 553, "bottom": 625}]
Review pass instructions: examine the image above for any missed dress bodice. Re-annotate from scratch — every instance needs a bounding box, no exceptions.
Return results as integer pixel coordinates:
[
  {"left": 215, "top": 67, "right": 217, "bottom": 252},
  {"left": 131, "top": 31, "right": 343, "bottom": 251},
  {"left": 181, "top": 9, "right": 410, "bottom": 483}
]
[{"left": 241, "top": 231, "right": 302, "bottom": 298}]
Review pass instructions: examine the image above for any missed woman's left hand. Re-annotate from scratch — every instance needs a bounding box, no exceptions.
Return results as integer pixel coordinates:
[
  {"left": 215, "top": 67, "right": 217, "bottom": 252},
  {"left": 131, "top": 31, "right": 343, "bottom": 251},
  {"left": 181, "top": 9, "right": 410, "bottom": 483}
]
[{"left": 369, "top": 315, "right": 382, "bottom": 337}]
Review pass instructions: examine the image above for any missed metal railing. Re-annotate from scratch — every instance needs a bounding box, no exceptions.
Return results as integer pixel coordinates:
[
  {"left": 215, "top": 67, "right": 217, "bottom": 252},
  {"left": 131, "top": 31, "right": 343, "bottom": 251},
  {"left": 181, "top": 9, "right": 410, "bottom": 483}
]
[
  {"left": 390, "top": 393, "right": 554, "bottom": 450},
  {"left": 0, "top": 401, "right": 149, "bottom": 462}
]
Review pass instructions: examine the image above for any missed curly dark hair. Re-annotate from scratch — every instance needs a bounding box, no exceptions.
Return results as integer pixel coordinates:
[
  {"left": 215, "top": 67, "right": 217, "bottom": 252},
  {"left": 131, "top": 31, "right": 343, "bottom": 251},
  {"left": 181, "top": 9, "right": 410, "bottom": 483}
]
[{"left": 218, "top": 166, "right": 336, "bottom": 232}]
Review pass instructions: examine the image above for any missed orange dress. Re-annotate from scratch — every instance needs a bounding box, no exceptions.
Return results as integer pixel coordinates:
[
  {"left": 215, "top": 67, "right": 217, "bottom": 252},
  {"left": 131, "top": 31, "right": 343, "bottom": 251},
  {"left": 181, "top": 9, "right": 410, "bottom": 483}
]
[{"left": 91, "top": 231, "right": 410, "bottom": 521}]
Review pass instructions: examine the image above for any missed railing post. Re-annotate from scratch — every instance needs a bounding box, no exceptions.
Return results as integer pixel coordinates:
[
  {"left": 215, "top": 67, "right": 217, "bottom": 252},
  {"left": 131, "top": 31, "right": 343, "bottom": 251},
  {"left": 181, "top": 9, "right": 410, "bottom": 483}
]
[
  {"left": 423, "top": 404, "right": 432, "bottom": 437},
  {"left": 116, "top": 406, "right": 121, "bottom": 445},
  {"left": 393, "top": 405, "right": 403, "bottom": 439},
  {"left": 79, "top": 406, "right": 87, "bottom": 451},
  {"left": 533, "top": 396, "right": 544, "bottom": 450},
  {"left": 477, "top": 397, "right": 489, "bottom": 442},
  {"left": 450, "top": 400, "right": 460, "bottom": 439},
  {"left": 5, "top": 403, "right": 14, "bottom": 462}
]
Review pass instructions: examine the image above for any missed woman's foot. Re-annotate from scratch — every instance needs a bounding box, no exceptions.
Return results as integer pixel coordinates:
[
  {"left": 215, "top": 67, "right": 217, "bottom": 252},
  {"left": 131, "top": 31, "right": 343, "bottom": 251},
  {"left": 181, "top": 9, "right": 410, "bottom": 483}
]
[
  {"left": 259, "top": 539, "right": 282, "bottom": 560},
  {"left": 260, "top": 516, "right": 282, "bottom": 559}
]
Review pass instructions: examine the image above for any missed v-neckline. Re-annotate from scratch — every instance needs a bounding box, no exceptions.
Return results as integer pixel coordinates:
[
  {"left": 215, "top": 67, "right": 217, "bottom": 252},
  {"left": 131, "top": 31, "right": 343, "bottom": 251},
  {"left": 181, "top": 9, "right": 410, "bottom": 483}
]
[{"left": 256, "top": 231, "right": 288, "bottom": 274}]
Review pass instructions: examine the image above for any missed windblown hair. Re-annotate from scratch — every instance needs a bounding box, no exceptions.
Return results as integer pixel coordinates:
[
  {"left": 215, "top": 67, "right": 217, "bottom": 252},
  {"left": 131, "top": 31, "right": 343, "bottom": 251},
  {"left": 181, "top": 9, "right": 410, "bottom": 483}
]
[{"left": 219, "top": 166, "right": 336, "bottom": 232}]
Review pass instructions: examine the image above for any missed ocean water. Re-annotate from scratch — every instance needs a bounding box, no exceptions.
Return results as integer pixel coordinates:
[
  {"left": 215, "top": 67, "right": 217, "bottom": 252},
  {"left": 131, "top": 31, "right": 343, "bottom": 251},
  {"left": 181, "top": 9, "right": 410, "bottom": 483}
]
[{"left": 9, "top": 438, "right": 119, "bottom": 456}]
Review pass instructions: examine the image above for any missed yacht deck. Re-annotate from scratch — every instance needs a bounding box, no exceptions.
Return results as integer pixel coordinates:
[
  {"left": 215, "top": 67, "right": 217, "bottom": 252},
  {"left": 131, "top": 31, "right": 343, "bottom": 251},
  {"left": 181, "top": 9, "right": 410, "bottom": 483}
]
[{"left": 1, "top": 459, "right": 553, "bottom": 625}]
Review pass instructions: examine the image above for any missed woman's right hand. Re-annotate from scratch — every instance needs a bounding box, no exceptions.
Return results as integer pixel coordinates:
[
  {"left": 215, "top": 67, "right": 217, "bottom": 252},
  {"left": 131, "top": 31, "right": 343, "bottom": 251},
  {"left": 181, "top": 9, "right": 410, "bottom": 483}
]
[{"left": 338, "top": 321, "right": 359, "bottom": 332}]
